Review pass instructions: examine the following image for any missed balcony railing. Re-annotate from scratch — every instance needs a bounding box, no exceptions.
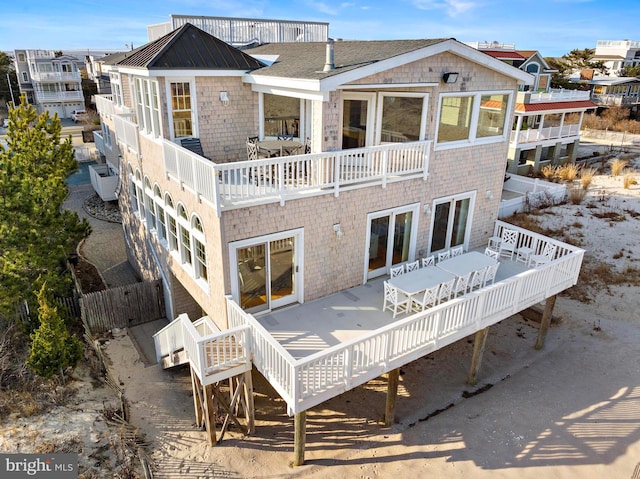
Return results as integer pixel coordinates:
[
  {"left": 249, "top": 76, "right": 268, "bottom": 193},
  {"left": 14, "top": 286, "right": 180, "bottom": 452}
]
[
  {"left": 591, "top": 94, "right": 640, "bottom": 106},
  {"left": 162, "top": 138, "right": 431, "bottom": 214},
  {"left": 93, "top": 131, "right": 105, "bottom": 157},
  {"left": 225, "top": 219, "right": 584, "bottom": 415},
  {"left": 89, "top": 164, "right": 119, "bottom": 202},
  {"left": 30, "top": 71, "right": 81, "bottom": 82},
  {"left": 113, "top": 114, "right": 139, "bottom": 155},
  {"left": 34, "top": 91, "right": 83, "bottom": 102},
  {"left": 521, "top": 89, "right": 591, "bottom": 103},
  {"left": 510, "top": 124, "right": 580, "bottom": 144},
  {"left": 95, "top": 95, "right": 115, "bottom": 117}
]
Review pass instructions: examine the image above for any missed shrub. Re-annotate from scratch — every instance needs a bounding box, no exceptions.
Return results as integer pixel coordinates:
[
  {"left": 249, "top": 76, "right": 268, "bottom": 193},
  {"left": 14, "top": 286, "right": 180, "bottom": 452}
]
[
  {"left": 557, "top": 163, "right": 579, "bottom": 182},
  {"left": 623, "top": 173, "right": 637, "bottom": 189},
  {"left": 540, "top": 164, "right": 556, "bottom": 180},
  {"left": 580, "top": 167, "right": 596, "bottom": 190},
  {"left": 568, "top": 187, "right": 587, "bottom": 205},
  {"left": 27, "top": 286, "right": 82, "bottom": 380},
  {"left": 610, "top": 159, "right": 628, "bottom": 176}
]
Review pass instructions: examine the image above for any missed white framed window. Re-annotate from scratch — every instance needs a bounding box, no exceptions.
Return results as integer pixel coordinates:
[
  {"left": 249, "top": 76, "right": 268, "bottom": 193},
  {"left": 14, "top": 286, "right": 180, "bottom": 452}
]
[
  {"left": 165, "top": 194, "right": 178, "bottom": 252},
  {"left": 134, "top": 77, "right": 162, "bottom": 138},
  {"left": 176, "top": 204, "right": 192, "bottom": 266},
  {"left": 21, "top": 71, "right": 28, "bottom": 82},
  {"left": 18, "top": 53, "right": 25, "bottom": 62},
  {"left": 435, "top": 91, "right": 512, "bottom": 150},
  {"left": 154, "top": 185, "right": 166, "bottom": 242},
  {"left": 375, "top": 92, "right": 429, "bottom": 143},
  {"left": 135, "top": 171, "right": 145, "bottom": 219},
  {"left": 128, "top": 165, "right": 138, "bottom": 214},
  {"left": 342, "top": 92, "right": 376, "bottom": 149},
  {"left": 192, "top": 215, "right": 207, "bottom": 281},
  {"left": 110, "top": 72, "right": 124, "bottom": 107},
  {"left": 144, "top": 177, "right": 155, "bottom": 230},
  {"left": 167, "top": 79, "right": 196, "bottom": 139}
]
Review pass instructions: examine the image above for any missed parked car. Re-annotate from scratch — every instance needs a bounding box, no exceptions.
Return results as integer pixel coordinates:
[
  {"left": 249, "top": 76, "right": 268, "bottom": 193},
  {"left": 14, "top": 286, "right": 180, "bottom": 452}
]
[{"left": 71, "top": 109, "right": 87, "bottom": 123}]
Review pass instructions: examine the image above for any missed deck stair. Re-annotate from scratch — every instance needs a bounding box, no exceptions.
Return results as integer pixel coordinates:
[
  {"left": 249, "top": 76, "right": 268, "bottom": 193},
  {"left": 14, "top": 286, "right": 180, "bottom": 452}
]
[{"left": 153, "top": 313, "right": 252, "bottom": 385}]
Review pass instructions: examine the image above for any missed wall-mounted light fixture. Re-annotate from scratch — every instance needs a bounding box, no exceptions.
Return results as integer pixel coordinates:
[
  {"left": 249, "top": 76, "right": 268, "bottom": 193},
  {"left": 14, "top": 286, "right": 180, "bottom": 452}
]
[
  {"left": 333, "top": 223, "right": 344, "bottom": 239},
  {"left": 442, "top": 72, "right": 459, "bottom": 84},
  {"left": 486, "top": 190, "right": 494, "bottom": 200},
  {"left": 423, "top": 204, "right": 432, "bottom": 215},
  {"left": 219, "top": 91, "right": 229, "bottom": 106}
]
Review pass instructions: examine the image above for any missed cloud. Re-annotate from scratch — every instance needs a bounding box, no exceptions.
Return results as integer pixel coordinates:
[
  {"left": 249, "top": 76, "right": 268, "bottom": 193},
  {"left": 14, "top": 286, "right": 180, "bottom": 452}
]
[
  {"left": 412, "top": 0, "right": 476, "bottom": 16},
  {"left": 304, "top": 0, "right": 358, "bottom": 16}
]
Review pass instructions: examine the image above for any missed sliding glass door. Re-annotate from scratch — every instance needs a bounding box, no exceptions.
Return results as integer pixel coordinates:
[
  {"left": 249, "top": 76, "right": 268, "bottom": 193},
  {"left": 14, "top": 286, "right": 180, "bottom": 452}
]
[
  {"left": 429, "top": 193, "right": 475, "bottom": 254},
  {"left": 366, "top": 204, "right": 419, "bottom": 280},
  {"left": 232, "top": 230, "right": 302, "bottom": 313}
]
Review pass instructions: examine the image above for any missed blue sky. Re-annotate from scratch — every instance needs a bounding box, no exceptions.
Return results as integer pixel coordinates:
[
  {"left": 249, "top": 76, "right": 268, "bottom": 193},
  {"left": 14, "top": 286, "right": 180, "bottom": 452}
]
[{"left": 1, "top": 0, "right": 636, "bottom": 57}]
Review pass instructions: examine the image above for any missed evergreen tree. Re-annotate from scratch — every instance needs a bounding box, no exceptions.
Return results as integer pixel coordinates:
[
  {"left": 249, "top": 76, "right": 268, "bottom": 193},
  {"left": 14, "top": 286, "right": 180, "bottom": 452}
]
[
  {"left": 27, "top": 285, "right": 82, "bottom": 379},
  {"left": 0, "top": 95, "right": 90, "bottom": 317}
]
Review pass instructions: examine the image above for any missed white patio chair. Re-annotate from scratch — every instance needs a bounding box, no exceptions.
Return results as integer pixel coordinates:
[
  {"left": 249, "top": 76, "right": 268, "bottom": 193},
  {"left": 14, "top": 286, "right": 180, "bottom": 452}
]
[
  {"left": 421, "top": 255, "right": 435, "bottom": 268},
  {"left": 483, "top": 263, "right": 500, "bottom": 286},
  {"left": 437, "top": 278, "right": 455, "bottom": 304},
  {"left": 411, "top": 284, "right": 440, "bottom": 312},
  {"left": 451, "top": 246, "right": 464, "bottom": 257},
  {"left": 406, "top": 260, "right": 420, "bottom": 272},
  {"left": 498, "top": 228, "right": 518, "bottom": 260},
  {"left": 469, "top": 267, "right": 487, "bottom": 291},
  {"left": 437, "top": 250, "right": 450, "bottom": 262},
  {"left": 484, "top": 247, "right": 500, "bottom": 260},
  {"left": 383, "top": 281, "right": 411, "bottom": 318},
  {"left": 390, "top": 264, "right": 405, "bottom": 278},
  {"left": 529, "top": 243, "right": 557, "bottom": 268},
  {"left": 453, "top": 272, "right": 472, "bottom": 297}
]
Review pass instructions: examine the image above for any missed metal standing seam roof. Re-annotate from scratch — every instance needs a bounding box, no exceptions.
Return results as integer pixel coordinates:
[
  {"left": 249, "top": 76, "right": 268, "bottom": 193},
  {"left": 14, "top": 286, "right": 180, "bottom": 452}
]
[
  {"left": 245, "top": 39, "right": 450, "bottom": 80},
  {"left": 105, "top": 23, "right": 264, "bottom": 70},
  {"left": 482, "top": 50, "right": 526, "bottom": 61}
]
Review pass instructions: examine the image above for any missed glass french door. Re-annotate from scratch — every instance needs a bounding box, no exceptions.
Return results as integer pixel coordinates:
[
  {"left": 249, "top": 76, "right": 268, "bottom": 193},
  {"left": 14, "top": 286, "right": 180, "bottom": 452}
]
[
  {"left": 429, "top": 193, "right": 474, "bottom": 254},
  {"left": 366, "top": 205, "right": 419, "bottom": 280},
  {"left": 234, "top": 232, "right": 301, "bottom": 313},
  {"left": 342, "top": 93, "right": 374, "bottom": 149}
]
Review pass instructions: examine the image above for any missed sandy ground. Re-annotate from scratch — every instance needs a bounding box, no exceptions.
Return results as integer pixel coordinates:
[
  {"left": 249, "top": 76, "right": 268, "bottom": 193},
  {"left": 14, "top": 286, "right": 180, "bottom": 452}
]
[{"left": 100, "top": 156, "right": 640, "bottom": 478}]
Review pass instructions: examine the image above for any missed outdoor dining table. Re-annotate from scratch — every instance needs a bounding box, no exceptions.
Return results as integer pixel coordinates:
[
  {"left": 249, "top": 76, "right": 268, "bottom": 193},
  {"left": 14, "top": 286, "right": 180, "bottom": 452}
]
[
  {"left": 388, "top": 265, "right": 456, "bottom": 297},
  {"left": 257, "top": 139, "right": 303, "bottom": 157},
  {"left": 436, "top": 251, "right": 498, "bottom": 277}
]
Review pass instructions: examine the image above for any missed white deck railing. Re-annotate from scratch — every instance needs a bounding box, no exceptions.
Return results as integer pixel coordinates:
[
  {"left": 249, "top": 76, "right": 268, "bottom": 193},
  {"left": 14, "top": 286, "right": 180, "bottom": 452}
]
[
  {"left": 592, "top": 94, "right": 640, "bottom": 107},
  {"left": 31, "top": 71, "right": 81, "bottom": 82},
  {"left": 524, "top": 89, "right": 591, "bottom": 103},
  {"left": 93, "top": 131, "right": 105, "bottom": 156},
  {"left": 95, "top": 95, "right": 115, "bottom": 117},
  {"left": 35, "top": 91, "right": 83, "bottom": 102},
  {"left": 162, "top": 139, "right": 430, "bottom": 213},
  {"left": 510, "top": 124, "right": 580, "bottom": 145},
  {"left": 153, "top": 313, "right": 251, "bottom": 385},
  {"left": 226, "top": 220, "right": 584, "bottom": 415},
  {"left": 500, "top": 175, "right": 566, "bottom": 218},
  {"left": 113, "top": 114, "right": 139, "bottom": 156}
]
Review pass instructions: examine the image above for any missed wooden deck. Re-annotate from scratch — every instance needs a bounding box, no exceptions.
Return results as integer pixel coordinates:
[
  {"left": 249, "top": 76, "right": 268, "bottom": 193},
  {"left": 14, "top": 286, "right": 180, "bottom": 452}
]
[{"left": 256, "top": 253, "right": 528, "bottom": 359}]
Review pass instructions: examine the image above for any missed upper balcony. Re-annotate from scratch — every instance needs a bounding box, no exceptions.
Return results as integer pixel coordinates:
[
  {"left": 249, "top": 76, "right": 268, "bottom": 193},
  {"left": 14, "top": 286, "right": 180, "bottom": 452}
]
[
  {"left": 518, "top": 89, "right": 591, "bottom": 104},
  {"left": 30, "top": 71, "right": 81, "bottom": 83},
  {"left": 510, "top": 124, "right": 581, "bottom": 145},
  {"left": 34, "top": 90, "right": 83, "bottom": 103}
]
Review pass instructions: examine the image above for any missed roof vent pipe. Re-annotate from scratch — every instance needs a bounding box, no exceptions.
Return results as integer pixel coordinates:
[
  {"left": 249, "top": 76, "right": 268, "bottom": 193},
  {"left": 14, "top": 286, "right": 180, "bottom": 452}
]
[{"left": 323, "top": 39, "right": 335, "bottom": 72}]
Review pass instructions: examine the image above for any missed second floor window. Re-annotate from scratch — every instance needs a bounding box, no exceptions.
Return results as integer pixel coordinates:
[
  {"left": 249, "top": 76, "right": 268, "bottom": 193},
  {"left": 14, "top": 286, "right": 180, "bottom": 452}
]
[{"left": 170, "top": 82, "right": 193, "bottom": 138}]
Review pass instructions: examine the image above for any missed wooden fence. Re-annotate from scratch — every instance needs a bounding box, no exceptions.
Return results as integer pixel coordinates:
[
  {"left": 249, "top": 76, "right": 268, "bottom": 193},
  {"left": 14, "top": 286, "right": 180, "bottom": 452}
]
[{"left": 80, "top": 280, "right": 165, "bottom": 335}]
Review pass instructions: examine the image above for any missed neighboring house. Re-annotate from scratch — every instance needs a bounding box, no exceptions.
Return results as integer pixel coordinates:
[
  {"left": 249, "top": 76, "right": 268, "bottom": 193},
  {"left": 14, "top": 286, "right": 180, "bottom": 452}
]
[
  {"left": 13, "top": 50, "right": 85, "bottom": 118},
  {"left": 94, "top": 23, "right": 584, "bottom": 462},
  {"left": 593, "top": 40, "right": 640, "bottom": 76},
  {"left": 468, "top": 42, "right": 598, "bottom": 174},
  {"left": 85, "top": 53, "right": 122, "bottom": 95},
  {"left": 588, "top": 76, "right": 640, "bottom": 111}
]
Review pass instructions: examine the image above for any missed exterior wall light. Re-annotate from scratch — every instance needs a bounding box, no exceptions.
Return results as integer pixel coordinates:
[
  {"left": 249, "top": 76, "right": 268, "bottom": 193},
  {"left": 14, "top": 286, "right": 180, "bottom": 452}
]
[
  {"left": 333, "top": 223, "right": 344, "bottom": 239},
  {"left": 442, "top": 72, "right": 459, "bottom": 84},
  {"left": 219, "top": 91, "right": 229, "bottom": 106}
]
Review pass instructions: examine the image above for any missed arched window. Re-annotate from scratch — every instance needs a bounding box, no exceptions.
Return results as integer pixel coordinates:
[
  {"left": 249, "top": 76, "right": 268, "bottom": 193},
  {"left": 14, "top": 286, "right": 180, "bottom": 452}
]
[
  {"left": 191, "top": 215, "right": 207, "bottom": 280},
  {"left": 526, "top": 63, "right": 539, "bottom": 74},
  {"left": 144, "top": 177, "right": 155, "bottom": 229},
  {"left": 134, "top": 170, "right": 144, "bottom": 217},
  {"left": 154, "top": 185, "right": 166, "bottom": 241},
  {"left": 176, "top": 204, "right": 192, "bottom": 266},
  {"left": 165, "top": 194, "right": 178, "bottom": 252}
]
